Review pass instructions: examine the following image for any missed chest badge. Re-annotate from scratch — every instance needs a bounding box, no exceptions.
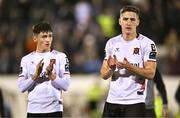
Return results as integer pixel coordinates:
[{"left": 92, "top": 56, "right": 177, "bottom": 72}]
[
  {"left": 50, "top": 59, "right": 56, "bottom": 64},
  {"left": 133, "top": 48, "right": 140, "bottom": 55}
]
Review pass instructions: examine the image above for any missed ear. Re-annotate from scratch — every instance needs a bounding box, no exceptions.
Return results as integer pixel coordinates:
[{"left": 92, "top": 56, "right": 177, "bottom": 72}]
[
  {"left": 136, "top": 18, "right": 140, "bottom": 26},
  {"left": 118, "top": 18, "right": 121, "bottom": 26},
  {"left": 33, "top": 35, "right": 37, "bottom": 42}
]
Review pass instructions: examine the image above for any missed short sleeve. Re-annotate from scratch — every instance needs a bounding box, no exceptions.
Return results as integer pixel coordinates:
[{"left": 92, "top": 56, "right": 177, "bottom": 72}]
[
  {"left": 143, "top": 39, "right": 157, "bottom": 62},
  {"left": 59, "top": 53, "right": 70, "bottom": 74},
  {"left": 18, "top": 57, "right": 28, "bottom": 78},
  {"left": 104, "top": 40, "right": 113, "bottom": 60}
]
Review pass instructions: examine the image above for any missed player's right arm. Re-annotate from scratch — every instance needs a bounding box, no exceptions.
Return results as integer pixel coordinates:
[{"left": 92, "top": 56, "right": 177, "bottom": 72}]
[
  {"left": 18, "top": 58, "right": 43, "bottom": 93},
  {"left": 100, "top": 60, "right": 112, "bottom": 80},
  {"left": 100, "top": 55, "right": 117, "bottom": 80},
  {"left": 100, "top": 40, "right": 116, "bottom": 80}
]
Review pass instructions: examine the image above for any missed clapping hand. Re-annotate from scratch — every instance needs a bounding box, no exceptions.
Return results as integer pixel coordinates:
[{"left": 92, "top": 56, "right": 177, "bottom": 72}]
[
  {"left": 116, "top": 58, "right": 130, "bottom": 69},
  {"left": 107, "top": 55, "right": 117, "bottom": 71},
  {"left": 32, "top": 59, "right": 44, "bottom": 80},
  {"left": 46, "top": 60, "right": 56, "bottom": 80},
  {"left": 46, "top": 61, "right": 54, "bottom": 76}
]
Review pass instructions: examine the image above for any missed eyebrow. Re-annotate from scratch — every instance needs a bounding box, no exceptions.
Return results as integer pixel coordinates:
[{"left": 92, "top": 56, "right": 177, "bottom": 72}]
[
  {"left": 123, "top": 17, "right": 136, "bottom": 21},
  {"left": 41, "top": 34, "right": 52, "bottom": 38}
]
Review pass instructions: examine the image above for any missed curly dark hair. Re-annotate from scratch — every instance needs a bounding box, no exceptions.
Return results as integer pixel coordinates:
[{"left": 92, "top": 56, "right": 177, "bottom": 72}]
[{"left": 32, "top": 22, "right": 53, "bottom": 34}]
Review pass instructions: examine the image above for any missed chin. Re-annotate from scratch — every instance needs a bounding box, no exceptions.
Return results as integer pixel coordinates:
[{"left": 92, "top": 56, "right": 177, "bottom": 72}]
[{"left": 125, "top": 32, "right": 131, "bottom": 35}]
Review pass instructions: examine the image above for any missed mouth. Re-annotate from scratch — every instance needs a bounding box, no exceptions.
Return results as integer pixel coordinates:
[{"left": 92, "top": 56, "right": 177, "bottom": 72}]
[
  {"left": 125, "top": 26, "right": 132, "bottom": 30},
  {"left": 45, "top": 44, "right": 50, "bottom": 46}
]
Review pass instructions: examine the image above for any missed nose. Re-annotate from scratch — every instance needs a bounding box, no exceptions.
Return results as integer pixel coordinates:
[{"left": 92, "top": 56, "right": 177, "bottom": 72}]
[
  {"left": 45, "top": 36, "right": 52, "bottom": 41},
  {"left": 127, "top": 18, "right": 133, "bottom": 23},
  {"left": 126, "top": 20, "right": 131, "bottom": 25}
]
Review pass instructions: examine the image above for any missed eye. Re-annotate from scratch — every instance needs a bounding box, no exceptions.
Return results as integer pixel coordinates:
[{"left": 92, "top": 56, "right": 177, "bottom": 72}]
[
  {"left": 130, "top": 18, "right": 135, "bottom": 21},
  {"left": 42, "top": 35, "right": 48, "bottom": 38},
  {"left": 48, "top": 34, "right": 52, "bottom": 38},
  {"left": 123, "top": 18, "right": 128, "bottom": 21}
]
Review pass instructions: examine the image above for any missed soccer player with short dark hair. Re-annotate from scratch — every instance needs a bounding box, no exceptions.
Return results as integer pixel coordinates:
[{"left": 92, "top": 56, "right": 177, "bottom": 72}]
[{"left": 18, "top": 22, "right": 70, "bottom": 118}]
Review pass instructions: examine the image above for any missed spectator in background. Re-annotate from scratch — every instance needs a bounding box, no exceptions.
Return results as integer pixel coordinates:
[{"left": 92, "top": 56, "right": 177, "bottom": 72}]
[
  {"left": 82, "top": 34, "right": 101, "bottom": 73},
  {"left": 165, "top": 28, "right": 180, "bottom": 75},
  {"left": 0, "top": 89, "right": 4, "bottom": 117},
  {"left": 175, "top": 82, "right": 180, "bottom": 106},
  {"left": 146, "top": 68, "right": 168, "bottom": 118},
  {"left": 0, "top": 89, "right": 11, "bottom": 117},
  {"left": 175, "top": 82, "right": 180, "bottom": 118},
  {"left": 97, "top": 8, "right": 117, "bottom": 38},
  {"left": 86, "top": 79, "right": 105, "bottom": 118},
  {"left": 74, "top": 0, "right": 92, "bottom": 31}
]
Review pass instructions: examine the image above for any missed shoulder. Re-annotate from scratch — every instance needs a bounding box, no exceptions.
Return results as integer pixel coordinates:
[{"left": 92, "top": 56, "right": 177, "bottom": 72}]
[
  {"left": 107, "top": 35, "right": 121, "bottom": 45},
  {"left": 21, "top": 51, "right": 36, "bottom": 61},
  {"left": 51, "top": 50, "right": 67, "bottom": 58},
  {"left": 138, "top": 34, "right": 156, "bottom": 45}
]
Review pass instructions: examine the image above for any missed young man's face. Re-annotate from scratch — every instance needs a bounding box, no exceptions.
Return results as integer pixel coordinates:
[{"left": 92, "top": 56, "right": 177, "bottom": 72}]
[
  {"left": 119, "top": 11, "right": 139, "bottom": 35},
  {"left": 34, "top": 32, "right": 53, "bottom": 52}
]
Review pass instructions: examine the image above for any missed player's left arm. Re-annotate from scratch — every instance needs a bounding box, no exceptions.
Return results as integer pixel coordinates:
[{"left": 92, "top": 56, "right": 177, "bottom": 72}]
[
  {"left": 18, "top": 57, "right": 37, "bottom": 92},
  {"left": 118, "top": 58, "right": 156, "bottom": 79},
  {"left": 50, "top": 54, "right": 70, "bottom": 91},
  {"left": 117, "top": 40, "right": 157, "bottom": 79}
]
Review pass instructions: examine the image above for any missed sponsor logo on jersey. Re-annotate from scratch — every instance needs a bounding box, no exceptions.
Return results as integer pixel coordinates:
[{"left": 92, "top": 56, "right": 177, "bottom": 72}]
[
  {"left": 149, "top": 52, "right": 156, "bottom": 59},
  {"left": 115, "top": 48, "right": 120, "bottom": 52},
  {"left": 130, "top": 63, "right": 140, "bottom": 67}
]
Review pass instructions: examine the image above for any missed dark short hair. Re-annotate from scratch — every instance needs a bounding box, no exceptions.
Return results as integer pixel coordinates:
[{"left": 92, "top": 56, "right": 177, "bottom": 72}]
[
  {"left": 32, "top": 22, "right": 53, "bottom": 34},
  {"left": 120, "top": 5, "right": 140, "bottom": 18}
]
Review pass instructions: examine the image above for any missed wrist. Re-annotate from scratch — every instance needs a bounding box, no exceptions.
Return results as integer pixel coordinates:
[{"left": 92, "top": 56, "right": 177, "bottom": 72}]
[
  {"left": 125, "top": 63, "right": 132, "bottom": 71},
  {"left": 49, "top": 72, "right": 56, "bottom": 80},
  {"left": 108, "top": 68, "right": 115, "bottom": 76},
  {"left": 32, "top": 74, "right": 38, "bottom": 80},
  {"left": 109, "top": 68, "right": 115, "bottom": 73},
  {"left": 163, "top": 104, "right": 168, "bottom": 109}
]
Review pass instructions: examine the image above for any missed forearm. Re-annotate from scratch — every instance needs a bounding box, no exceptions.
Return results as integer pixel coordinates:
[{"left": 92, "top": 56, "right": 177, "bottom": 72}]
[
  {"left": 126, "top": 64, "right": 156, "bottom": 79},
  {"left": 18, "top": 76, "right": 36, "bottom": 92},
  {"left": 51, "top": 74, "right": 70, "bottom": 91},
  {"left": 100, "top": 60, "right": 115, "bottom": 80},
  {"left": 100, "top": 67, "right": 114, "bottom": 80}
]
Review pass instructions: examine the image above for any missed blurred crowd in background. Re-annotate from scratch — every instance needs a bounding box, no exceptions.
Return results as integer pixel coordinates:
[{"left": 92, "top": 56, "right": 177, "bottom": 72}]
[{"left": 0, "top": 0, "right": 180, "bottom": 75}]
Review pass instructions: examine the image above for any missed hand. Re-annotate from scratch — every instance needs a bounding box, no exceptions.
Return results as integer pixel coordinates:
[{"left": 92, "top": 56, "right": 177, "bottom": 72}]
[
  {"left": 32, "top": 59, "right": 44, "bottom": 80},
  {"left": 116, "top": 58, "right": 130, "bottom": 69},
  {"left": 49, "top": 72, "right": 56, "bottom": 80},
  {"left": 107, "top": 55, "right": 117, "bottom": 70},
  {"left": 46, "top": 61, "right": 54, "bottom": 76},
  {"left": 162, "top": 107, "right": 168, "bottom": 118}
]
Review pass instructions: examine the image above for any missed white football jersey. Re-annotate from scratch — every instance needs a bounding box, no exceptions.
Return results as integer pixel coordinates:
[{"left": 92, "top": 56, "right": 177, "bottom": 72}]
[
  {"left": 104, "top": 34, "right": 157, "bottom": 104},
  {"left": 18, "top": 50, "right": 70, "bottom": 113}
]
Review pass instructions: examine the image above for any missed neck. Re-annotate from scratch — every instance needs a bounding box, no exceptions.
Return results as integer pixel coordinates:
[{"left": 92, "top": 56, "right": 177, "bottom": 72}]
[
  {"left": 122, "top": 32, "right": 137, "bottom": 41},
  {"left": 36, "top": 48, "right": 51, "bottom": 53}
]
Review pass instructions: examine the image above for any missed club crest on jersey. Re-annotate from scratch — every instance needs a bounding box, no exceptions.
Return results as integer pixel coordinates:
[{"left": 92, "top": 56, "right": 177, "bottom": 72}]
[
  {"left": 50, "top": 59, "right": 56, "bottom": 64},
  {"left": 133, "top": 48, "right": 140, "bottom": 55}
]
